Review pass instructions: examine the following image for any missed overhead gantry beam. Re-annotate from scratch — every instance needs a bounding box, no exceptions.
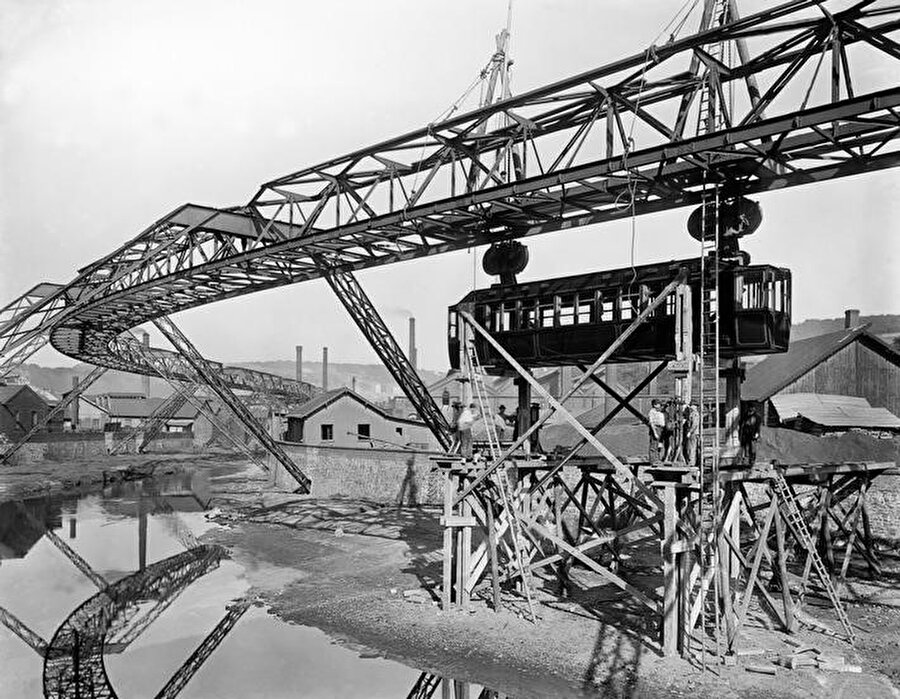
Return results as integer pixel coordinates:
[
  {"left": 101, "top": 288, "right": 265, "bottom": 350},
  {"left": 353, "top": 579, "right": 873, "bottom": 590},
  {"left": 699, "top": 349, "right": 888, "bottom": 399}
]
[{"left": 0, "top": 0, "right": 890, "bottom": 383}]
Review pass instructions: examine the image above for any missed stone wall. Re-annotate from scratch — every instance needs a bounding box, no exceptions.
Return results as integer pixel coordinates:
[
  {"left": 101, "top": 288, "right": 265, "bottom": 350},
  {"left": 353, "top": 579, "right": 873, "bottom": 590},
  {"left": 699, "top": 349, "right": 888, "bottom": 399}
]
[
  {"left": 273, "top": 441, "right": 445, "bottom": 505},
  {"left": 2, "top": 432, "right": 196, "bottom": 466},
  {"left": 867, "top": 474, "right": 900, "bottom": 541}
]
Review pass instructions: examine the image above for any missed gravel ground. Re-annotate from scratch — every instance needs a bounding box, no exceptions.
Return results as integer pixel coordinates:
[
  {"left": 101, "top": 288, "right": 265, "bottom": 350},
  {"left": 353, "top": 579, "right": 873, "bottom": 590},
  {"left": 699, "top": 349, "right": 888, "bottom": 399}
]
[{"left": 205, "top": 462, "right": 900, "bottom": 698}]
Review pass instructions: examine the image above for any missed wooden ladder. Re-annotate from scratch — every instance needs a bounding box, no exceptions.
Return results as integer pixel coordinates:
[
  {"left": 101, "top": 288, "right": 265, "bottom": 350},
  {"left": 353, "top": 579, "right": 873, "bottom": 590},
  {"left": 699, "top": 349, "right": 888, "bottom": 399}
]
[
  {"left": 771, "top": 471, "right": 855, "bottom": 642},
  {"left": 465, "top": 336, "right": 536, "bottom": 621}
]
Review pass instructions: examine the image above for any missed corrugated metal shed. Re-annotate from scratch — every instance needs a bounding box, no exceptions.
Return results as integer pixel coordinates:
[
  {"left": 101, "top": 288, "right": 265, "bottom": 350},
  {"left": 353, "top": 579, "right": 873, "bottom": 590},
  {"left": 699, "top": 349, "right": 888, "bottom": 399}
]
[{"left": 770, "top": 393, "right": 900, "bottom": 430}]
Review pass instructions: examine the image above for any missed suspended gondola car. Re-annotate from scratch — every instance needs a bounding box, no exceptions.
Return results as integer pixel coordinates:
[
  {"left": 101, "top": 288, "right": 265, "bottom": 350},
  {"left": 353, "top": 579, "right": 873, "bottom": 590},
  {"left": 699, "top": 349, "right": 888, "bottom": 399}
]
[{"left": 448, "top": 257, "right": 791, "bottom": 373}]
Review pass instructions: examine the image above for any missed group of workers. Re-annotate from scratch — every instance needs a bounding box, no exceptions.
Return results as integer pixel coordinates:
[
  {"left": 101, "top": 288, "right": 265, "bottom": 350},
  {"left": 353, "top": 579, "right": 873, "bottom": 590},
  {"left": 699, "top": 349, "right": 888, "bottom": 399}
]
[
  {"left": 442, "top": 398, "right": 541, "bottom": 461},
  {"left": 648, "top": 398, "right": 701, "bottom": 466},
  {"left": 648, "top": 398, "right": 761, "bottom": 466}
]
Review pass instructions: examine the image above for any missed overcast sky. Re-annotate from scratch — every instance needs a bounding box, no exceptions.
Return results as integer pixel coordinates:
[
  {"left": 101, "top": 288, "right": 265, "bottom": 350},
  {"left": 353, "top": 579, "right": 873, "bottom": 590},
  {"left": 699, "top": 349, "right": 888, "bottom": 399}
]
[{"left": 1, "top": 0, "right": 897, "bottom": 370}]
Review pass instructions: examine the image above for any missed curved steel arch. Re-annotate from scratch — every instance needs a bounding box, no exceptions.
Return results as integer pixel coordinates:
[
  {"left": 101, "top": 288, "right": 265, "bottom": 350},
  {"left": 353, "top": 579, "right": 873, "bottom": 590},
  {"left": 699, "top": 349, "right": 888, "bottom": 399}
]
[{"left": 5, "top": 0, "right": 897, "bottom": 378}]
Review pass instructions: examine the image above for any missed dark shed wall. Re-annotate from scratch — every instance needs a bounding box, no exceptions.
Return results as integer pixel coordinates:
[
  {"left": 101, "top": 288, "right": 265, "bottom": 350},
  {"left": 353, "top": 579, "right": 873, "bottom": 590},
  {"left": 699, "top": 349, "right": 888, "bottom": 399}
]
[
  {"left": 778, "top": 340, "right": 900, "bottom": 416},
  {"left": 0, "top": 388, "right": 50, "bottom": 438},
  {"left": 858, "top": 342, "right": 900, "bottom": 417},
  {"left": 781, "top": 342, "right": 858, "bottom": 396}
]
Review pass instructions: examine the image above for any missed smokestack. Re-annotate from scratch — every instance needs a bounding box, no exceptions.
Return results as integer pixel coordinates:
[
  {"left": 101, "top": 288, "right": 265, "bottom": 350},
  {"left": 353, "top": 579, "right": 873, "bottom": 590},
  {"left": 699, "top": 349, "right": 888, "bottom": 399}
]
[
  {"left": 295, "top": 345, "right": 303, "bottom": 382},
  {"left": 844, "top": 309, "right": 860, "bottom": 329},
  {"left": 142, "top": 332, "right": 151, "bottom": 398},
  {"left": 352, "top": 376, "right": 357, "bottom": 393},
  {"left": 408, "top": 317, "right": 417, "bottom": 370},
  {"left": 71, "top": 376, "right": 80, "bottom": 429},
  {"left": 322, "top": 347, "right": 329, "bottom": 391}
]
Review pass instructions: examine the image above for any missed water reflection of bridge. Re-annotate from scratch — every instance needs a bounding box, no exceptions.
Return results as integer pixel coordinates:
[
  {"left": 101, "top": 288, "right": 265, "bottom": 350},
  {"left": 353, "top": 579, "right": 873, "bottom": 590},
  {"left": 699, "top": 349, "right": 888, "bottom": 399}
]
[{"left": 0, "top": 477, "right": 253, "bottom": 699}]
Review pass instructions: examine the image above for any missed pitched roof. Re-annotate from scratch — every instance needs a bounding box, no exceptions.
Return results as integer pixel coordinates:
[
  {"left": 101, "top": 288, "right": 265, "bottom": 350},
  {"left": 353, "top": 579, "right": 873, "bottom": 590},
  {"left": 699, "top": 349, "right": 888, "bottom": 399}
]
[
  {"left": 743, "top": 325, "right": 871, "bottom": 401},
  {"left": 770, "top": 393, "right": 900, "bottom": 430},
  {"left": 0, "top": 384, "right": 26, "bottom": 404},
  {"left": 286, "top": 387, "right": 426, "bottom": 426}
]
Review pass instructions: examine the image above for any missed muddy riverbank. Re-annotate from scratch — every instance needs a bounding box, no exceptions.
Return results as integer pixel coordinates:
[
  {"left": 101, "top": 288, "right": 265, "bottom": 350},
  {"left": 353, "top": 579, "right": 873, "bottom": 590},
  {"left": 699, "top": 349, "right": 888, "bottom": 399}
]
[
  {"left": 206, "top": 461, "right": 900, "bottom": 698},
  {"left": 2, "top": 455, "right": 898, "bottom": 697}
]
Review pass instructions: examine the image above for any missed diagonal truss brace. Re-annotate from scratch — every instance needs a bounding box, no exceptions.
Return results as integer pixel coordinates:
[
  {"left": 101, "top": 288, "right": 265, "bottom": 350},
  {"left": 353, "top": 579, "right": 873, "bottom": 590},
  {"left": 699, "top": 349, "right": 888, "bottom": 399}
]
[
  {"left": 109, "top": 385, "right": 197, "bottom": 455},
  {"left": 316, "top": 261, "right": 453, "bottom": 451},
  {"left": 150, "top": 317, "right": 311, "bottom": 492},
  {"left": 153, "top": 597, "right": 251, "bottom": 699},
  {"left": 13, "top": 501, "right": 107, "bottom": 590},
  {"left": 0, "top": 364, "right": 108, "bottom": 464},
  {"left": 0, "top": 605, "right": 48, "bottom": 656}
]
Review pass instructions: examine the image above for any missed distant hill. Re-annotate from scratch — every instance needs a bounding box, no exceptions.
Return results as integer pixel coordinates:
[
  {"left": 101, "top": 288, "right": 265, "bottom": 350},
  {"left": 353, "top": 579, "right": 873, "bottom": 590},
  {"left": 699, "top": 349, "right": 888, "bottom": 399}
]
[
  {"left": 11, "top": 363, "right": 171, "bottom": 399},
  {"left": 792, "top": 314, "right": 900, "bottom": 341},
  {"left": 229, "top": 360, "right": 446, "bottom": 401},
  {"left": 11, "top": 359, "right": 447, "bottom": 403}
]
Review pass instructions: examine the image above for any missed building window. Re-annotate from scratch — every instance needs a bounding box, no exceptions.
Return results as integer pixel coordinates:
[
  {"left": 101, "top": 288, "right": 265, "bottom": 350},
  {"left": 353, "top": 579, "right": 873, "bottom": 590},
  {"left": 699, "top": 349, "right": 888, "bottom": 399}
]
[
  {"left": 396, "top": 427, "right": 403, "bottom": 435},
  {"left": 357, "top": 423, "right": 371, "bottom": 440},
  {"left": 320, "top": 424, "right": 334, "bottom": 441},
  {"left": 31, "top": 411, "right": 38, "bottom": 427}
]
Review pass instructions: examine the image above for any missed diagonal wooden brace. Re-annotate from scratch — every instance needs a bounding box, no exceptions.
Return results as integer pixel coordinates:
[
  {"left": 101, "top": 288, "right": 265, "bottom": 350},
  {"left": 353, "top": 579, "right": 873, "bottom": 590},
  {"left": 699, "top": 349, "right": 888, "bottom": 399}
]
[{"left": 454, "top": 268, "right": 686, "bottom": 508}]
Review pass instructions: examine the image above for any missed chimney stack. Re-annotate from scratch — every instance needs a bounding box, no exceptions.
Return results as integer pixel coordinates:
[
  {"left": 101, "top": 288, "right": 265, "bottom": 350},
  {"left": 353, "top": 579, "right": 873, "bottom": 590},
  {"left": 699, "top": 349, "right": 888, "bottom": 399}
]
[
  {"left": 322, "top": 347, "right": 329, "bottom": 391},
  {"left": 295, "top": 345, "right": 303, "bottom": 382},
  {"left": 408, "top": 317, "right": 417, "bottom": 370},
  {"left": 71, "top": 376, "right": 80, "bottom": 429},
  {"left": 351, "top": 376, "right": 357, "bottom": 393},
  {"left": 844, "top": 309, "right": 860, "bottom": 329},
  {"left": 142, "top": 332, "right": 151, "bottom": 398}
]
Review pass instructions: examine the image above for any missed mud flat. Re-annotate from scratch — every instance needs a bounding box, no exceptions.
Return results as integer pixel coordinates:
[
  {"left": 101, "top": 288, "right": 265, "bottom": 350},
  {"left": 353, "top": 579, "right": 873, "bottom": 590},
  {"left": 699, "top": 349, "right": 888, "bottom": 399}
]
[{"left": 207, "top": 461, "right": 900, "bottom": 699}]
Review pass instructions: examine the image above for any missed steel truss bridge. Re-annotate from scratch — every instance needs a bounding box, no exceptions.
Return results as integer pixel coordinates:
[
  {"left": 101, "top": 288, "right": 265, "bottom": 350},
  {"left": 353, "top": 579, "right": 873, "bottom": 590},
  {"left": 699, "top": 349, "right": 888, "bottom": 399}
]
[{"left": 1, "top": 1, "right": 898, "bottom": 473}]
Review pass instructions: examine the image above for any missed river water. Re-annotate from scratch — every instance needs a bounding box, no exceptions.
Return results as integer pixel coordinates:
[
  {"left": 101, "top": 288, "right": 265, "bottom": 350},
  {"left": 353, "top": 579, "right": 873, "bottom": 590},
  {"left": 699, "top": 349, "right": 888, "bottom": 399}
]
[{"left": 0, "top": 469, "right": 491, "bottom": 698}]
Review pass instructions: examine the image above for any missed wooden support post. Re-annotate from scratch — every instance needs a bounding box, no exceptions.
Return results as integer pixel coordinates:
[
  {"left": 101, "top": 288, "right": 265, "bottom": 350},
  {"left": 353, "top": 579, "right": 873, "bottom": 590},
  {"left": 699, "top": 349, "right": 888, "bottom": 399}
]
[
  {"left": 461, "top": 493, "right": 472, "bottom": 611},
  {"left": 773, "top": 509, "right": 795, "bottom": 632},
  {"left": 822, "top": 478, "right": 835, "bottom": 574},
  {"left": 838, "top": 481, "right": 865, "bottom": 583},
  {"left": 718, "top": 526, "right": 735, "bottom": 643},
  {"left": 680, "top": 495, "right": 694, "bottom": 657},
  {"left": 860, "top": 488, "right": 880, "bottom": 578},
  {"left": 723, "top": 359, "right": 741, "bottom": 461},
  {"left": 442, "top": 472, "right": 455, "bottom": 610},
  {"left": 457, "top": 475, "right": 471, "bottom": 612},
  {"left": 729, "top": 485, "right": 742, "bottom": 582},
  {"left": 662, "top": 484, "right": 679, "bottom": 657},
  {"left": 731, "top": 499, "right": 777, "bottom": 646},
  {"left": 486, "top": 503, "right": 501, "bottom": 611}
]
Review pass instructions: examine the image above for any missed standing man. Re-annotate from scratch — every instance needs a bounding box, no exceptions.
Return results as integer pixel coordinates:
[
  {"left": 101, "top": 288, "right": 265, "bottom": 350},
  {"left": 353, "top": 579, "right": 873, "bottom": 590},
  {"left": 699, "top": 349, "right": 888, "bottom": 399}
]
[
  {"left": 443, "top": 398, "right": 461, "bottom": 452},
  {"left": 648, "top": 399, "right": 666, "bottom": 462},
  {"left": 457, "top": 402, "right": 478, "bottom": 461},
  {"left": 739, "top": 404, "right": 761, "bottom": 466},
  {"left": 494, "top": 404, "right": 511, "bottom": 440},
  {"left": 529, "top": 402, "right": 543, "bottom": 455}
]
